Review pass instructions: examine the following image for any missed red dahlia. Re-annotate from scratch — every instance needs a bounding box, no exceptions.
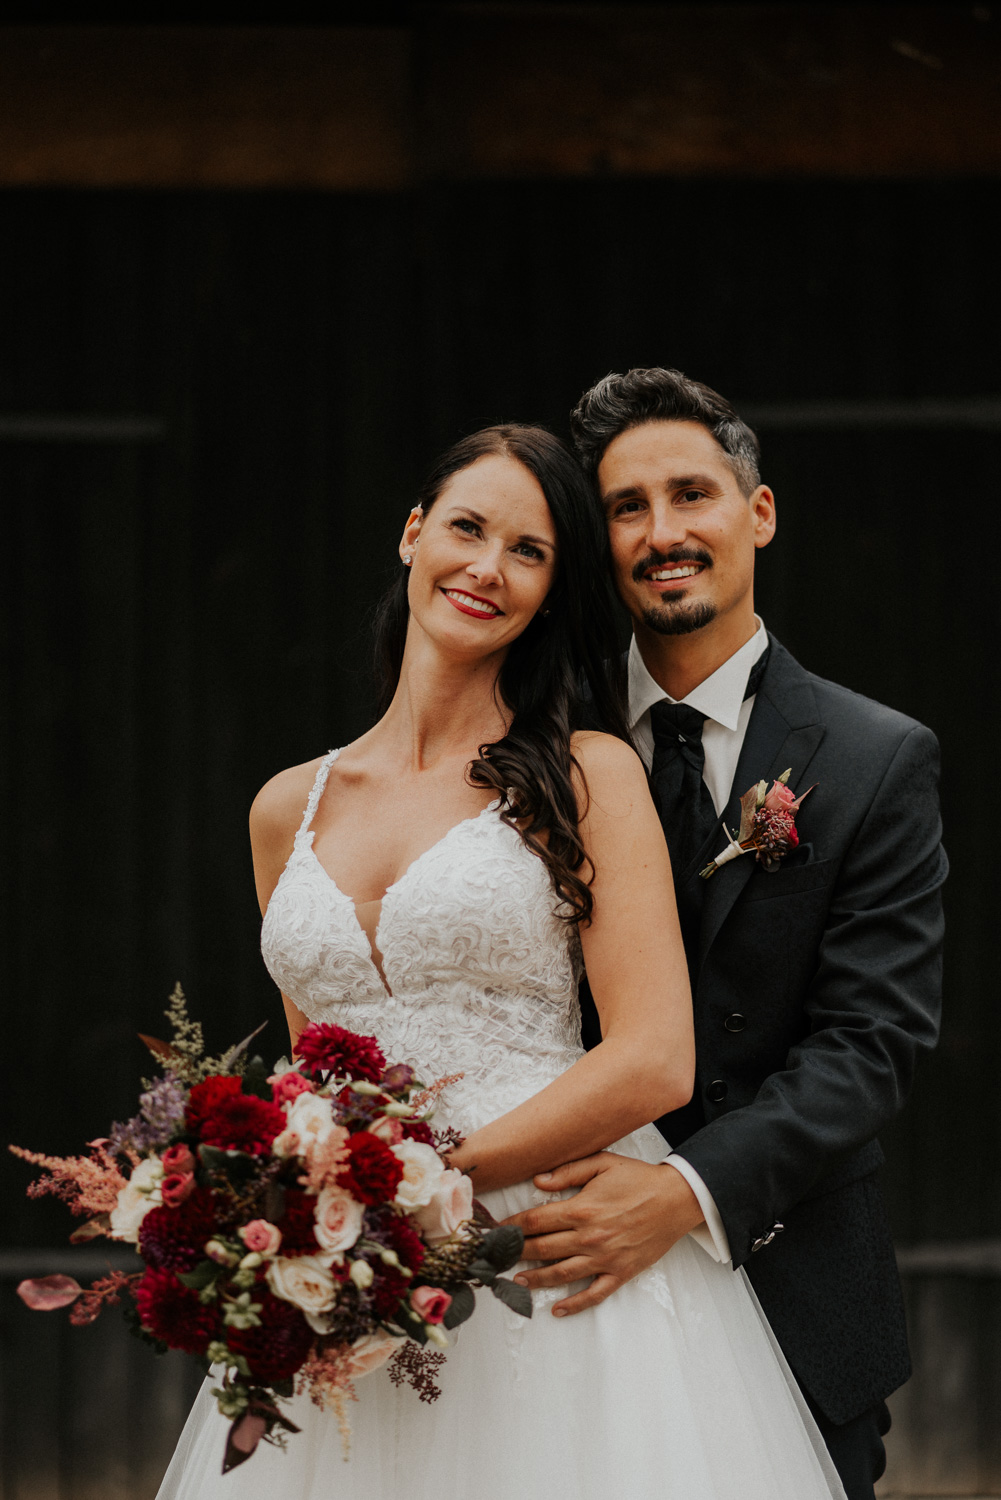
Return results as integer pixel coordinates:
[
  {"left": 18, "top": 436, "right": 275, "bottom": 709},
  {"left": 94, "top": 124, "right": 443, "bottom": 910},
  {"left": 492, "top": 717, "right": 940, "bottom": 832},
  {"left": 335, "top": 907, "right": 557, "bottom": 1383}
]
[
  {"left": 226, "top": 1290, "right": 313, "bottom": 1383},
  {"left": 366, "top": 1205, "right": 425, "bottom": 1273},
  {"left": 294, "top": 1023, "right": 385, "bottom": 1083},
  {"left": 139, "top": 1186, "right": 218, "bottom": 1272},
  {"left": 185, "top": 1075, "right": 242, "bottom": 1135},
  {"left": 135, "top": 1267, "right": 219, "bottom": 1354},
  {"left": 273, "top": 1188, "right": 321, "bottom": 1256},
  {"left": 370, "top": 1265, "right": 411, "bottom": 1320},
  {"left": 199, "top": 1093, "right": 286, "bottom": 1156},
  {"left": 337, "top": 1132, "right": 404, "bottom": 1207}
]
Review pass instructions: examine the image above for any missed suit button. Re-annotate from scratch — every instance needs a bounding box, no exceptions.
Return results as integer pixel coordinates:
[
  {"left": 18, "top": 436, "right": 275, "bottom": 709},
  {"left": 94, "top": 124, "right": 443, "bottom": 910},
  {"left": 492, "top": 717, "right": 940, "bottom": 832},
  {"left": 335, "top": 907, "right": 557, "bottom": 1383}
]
[
  {"left": 706, "top": 1079, "right": 728, "bottom": 1103},
  {"left": 723, "top": 1013, "right": 746, "bottom": 1033}
]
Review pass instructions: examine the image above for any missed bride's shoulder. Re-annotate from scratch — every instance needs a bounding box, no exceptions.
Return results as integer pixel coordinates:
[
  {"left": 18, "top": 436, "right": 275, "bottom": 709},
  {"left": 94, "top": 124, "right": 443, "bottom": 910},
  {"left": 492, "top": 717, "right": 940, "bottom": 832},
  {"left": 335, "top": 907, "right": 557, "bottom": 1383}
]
[
  {"left": 250, "top": 756, "right": 328, "bottom": 846},
  {"left": 571, "top": 730, "right": 645, "bottom": 782},
  {"left": 570, "top": 731, "right": 649, "bottom": 815}
]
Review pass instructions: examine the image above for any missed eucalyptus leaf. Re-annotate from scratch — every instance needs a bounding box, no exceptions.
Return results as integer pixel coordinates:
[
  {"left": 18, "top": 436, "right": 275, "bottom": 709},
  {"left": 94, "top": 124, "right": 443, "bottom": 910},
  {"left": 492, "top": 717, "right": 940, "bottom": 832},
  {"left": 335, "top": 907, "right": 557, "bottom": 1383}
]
[
  {"left": 442, "top": 1283, "right": 475, "bottom": 1329},
  {"left": 178, "top": 1259, "right": 219, "bottom": 1291},
  {"left": 482, "top": 1225, "right": 524, "bottom": 1270},
  {"left": 490, "top": 1276, "right": 533, "bottom": 1318}
]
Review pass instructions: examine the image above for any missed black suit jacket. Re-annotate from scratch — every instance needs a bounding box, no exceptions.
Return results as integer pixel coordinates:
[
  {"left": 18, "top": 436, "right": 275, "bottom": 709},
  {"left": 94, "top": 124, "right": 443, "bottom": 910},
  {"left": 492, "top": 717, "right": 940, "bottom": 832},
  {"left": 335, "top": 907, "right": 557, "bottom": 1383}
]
[{"left": 581, "top": 636, "right": 947, "bottom": 1425}]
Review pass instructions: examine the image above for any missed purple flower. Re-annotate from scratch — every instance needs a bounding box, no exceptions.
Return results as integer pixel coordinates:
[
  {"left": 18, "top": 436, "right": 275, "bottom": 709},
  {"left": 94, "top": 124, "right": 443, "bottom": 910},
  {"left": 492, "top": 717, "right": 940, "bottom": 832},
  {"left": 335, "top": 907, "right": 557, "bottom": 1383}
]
[{"left": 109, "top": 1076, "right": 187, "bottom": 1155}]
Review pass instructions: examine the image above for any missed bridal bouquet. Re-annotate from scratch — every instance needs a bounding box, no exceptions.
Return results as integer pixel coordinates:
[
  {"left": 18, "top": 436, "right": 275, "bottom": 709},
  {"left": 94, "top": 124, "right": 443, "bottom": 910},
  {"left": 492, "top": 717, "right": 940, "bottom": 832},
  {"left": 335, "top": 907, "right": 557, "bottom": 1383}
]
[{"left": 11, "top": 988, "right": 529, "bottom": 1471}]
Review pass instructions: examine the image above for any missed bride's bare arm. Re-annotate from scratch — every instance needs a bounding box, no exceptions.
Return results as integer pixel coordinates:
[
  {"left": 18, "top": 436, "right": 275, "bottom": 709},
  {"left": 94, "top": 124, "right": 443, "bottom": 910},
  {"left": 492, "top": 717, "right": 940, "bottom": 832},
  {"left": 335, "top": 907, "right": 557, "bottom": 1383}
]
[
  {"left": 249, "top": 761, "right": 321, "bottom": 1050},
  {"left": 447, "top": 732, "right": 693, "bottom": 1194}
]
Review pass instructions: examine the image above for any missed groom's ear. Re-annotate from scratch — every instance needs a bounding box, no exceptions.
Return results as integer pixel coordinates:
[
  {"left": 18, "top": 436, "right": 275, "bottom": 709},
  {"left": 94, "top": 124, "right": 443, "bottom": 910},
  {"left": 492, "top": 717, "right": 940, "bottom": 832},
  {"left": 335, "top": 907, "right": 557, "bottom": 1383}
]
[{"left": 751, "top": 486, "right": 776, "bottom": 550}]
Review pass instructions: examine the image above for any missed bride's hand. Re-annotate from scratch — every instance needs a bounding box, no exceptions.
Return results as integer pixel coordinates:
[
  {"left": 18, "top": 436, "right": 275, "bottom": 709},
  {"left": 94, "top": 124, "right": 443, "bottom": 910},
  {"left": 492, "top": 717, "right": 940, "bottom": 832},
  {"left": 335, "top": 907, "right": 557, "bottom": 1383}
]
[{"left": 503, "top": 1152, "right": 704, "bottom": 1316}]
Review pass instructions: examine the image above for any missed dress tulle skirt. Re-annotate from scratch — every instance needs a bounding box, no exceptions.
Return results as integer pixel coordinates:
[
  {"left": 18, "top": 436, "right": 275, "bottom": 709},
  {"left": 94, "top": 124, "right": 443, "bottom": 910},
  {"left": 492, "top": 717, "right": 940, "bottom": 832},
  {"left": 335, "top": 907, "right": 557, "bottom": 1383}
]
[{"left": 155, "top": 1124, "right": 846, "bottom": 1500}]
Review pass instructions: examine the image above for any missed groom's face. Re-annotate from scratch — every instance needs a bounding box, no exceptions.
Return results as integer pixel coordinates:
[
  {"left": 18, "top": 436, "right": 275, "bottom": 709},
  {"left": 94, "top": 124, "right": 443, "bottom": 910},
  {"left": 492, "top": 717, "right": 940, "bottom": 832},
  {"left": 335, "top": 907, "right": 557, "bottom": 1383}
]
[{"left": 597, "top": 420, "right": 775, "bottom": 640}]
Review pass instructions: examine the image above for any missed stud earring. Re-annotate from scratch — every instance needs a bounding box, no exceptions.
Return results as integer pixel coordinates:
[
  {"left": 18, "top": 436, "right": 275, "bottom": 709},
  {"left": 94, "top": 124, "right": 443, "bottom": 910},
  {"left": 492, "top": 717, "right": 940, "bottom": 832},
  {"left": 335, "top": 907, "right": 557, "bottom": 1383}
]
[{"left": 403, "top": 553, "right": 412, "bottom": 566}]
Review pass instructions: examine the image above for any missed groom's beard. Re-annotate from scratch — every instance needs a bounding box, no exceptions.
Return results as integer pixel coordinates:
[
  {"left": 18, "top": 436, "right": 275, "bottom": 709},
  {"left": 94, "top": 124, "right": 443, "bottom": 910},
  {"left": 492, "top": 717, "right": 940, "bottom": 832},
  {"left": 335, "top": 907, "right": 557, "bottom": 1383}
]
[{"left": 633, "top": 548, "right": 717, "bottom": 637}]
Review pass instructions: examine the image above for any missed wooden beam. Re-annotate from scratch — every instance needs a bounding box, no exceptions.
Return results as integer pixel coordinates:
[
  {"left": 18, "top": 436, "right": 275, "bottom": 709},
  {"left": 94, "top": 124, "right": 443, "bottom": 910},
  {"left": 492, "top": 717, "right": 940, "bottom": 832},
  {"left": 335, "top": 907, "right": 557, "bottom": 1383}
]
[{"left": 1, "top": 9, "right": 999, "bottom": 188}]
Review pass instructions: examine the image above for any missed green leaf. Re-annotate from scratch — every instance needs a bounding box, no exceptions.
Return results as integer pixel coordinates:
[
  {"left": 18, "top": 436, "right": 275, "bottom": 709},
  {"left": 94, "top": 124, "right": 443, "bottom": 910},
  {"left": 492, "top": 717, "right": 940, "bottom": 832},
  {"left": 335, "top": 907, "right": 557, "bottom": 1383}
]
[
  {"left": 242, "top": 1056, "right": 271, "bottom": 1101},
  {"left": 490, "top": 1277, "right": 533, "bottom": 1318},
  {"left": 178, "top": 1259, "right": 220, "bottom": 1292},
  {"left": 466, "top": 1258, "right": 497, "bottom": 1284},
  {"left": 482, "top": 1225, "right": 524, "bottom": 1271},
  {"left": 442, "top": 1283, "right": 475, "bottom": 1329},
  {"left": 264, "top": 1181, "right": 286, "bottom": 1223},
  {"left": 270, "top": 1376, "right": 294, "bottom": 1400}
]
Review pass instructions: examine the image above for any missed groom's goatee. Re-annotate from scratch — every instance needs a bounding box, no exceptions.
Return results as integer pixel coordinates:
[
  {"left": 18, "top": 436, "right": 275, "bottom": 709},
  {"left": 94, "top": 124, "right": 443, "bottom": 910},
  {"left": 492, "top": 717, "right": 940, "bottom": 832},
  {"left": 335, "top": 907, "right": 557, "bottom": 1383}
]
[{"left": 643, "top": 600, "right": 718, "bottom": 636}]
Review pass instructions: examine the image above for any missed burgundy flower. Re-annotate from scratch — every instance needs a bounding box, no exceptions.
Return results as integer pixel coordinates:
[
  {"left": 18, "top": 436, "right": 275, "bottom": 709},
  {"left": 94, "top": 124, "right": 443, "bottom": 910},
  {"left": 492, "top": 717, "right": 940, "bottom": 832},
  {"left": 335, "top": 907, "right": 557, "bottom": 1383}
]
[
  {"left": 369, "top": 1264, "right": 411, "bottom": 1320},
  {"left": 139, "top": 1187, "right": 218, "bottom": 1272},
  {"left": 365, "top": 1205, "right": 425, "bottom": 1274},
  {"left": 400, "top": 1120, "right": 435, "bottom": 1147},
  {"left": 199, "top": 1094, "right": 287, "bottom": 1156},
  {"left": 135, "top": 1267, "right": 219, "bottom": 1354},
  {"left": 273, "top": 1188, "right": 322, "bottom": 1257},
  {"left": 226, "top": 1289, "right": 313, "bottom": 1383},
  {"left": 337, "top": 1132, "right": 404, "bottom": 1207},
  {"left": 185, "top": 1075, "right": 242, "bottom": 1135},
  {"left": 294, "top": 1023, "right": 386, "bottom": 1083}
]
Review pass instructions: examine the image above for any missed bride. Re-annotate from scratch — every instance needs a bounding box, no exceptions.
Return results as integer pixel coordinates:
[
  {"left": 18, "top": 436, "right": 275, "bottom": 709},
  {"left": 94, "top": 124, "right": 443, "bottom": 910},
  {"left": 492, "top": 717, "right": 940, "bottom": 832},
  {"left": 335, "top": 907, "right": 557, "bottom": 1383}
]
[{"left": 157, "top": 425, "right": 846, "bottom": 1499}]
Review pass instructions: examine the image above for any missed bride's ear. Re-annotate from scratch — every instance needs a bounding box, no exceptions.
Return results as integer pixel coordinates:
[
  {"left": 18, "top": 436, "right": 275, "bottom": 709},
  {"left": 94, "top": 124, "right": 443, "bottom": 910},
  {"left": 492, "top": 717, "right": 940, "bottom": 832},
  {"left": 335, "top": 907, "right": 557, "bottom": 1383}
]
[{"left": 398, "top": 506, "right": 423, "bottom": 566}]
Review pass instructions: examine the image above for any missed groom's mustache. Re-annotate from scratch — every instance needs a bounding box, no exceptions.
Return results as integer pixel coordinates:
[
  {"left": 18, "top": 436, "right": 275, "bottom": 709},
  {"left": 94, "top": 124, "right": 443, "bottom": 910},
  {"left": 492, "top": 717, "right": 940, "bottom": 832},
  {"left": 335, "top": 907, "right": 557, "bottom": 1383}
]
[{"left": 631, "top": 547, "right": 713, "bottom": 584}]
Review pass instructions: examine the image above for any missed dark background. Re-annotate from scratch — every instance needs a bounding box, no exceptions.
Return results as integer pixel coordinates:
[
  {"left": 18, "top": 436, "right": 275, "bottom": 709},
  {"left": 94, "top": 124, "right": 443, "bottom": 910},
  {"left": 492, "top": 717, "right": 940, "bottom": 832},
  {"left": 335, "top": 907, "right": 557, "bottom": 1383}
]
[
  {"left": 1, "top": 8, "right": 1000, "bottom": 1494},
  {"left": 4, "top": 179, "right": 996, "bottom": 1248}
]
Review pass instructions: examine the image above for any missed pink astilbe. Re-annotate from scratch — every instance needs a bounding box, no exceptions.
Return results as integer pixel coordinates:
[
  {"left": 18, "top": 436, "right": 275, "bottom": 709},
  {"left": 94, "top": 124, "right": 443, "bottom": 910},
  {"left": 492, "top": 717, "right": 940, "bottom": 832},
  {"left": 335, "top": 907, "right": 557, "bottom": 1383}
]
[
  {"left": 9, "top": 1143, "right": 129, "bottom": 1217},
  {"left": 69, "top": 1270, "right": 141, "bottom": 1327},
  {"left": 298, "top": 1127, "right": 350, "bottom": 1196},
  {"left": 408, "top": 1073, "right": 464, "bottom": 1115}
]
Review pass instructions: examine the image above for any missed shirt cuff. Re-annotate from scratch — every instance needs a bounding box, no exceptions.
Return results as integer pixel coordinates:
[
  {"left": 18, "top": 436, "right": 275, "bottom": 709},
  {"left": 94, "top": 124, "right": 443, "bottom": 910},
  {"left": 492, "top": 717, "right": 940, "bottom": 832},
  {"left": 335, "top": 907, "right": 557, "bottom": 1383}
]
[{"left": 661, "top": 1154, "right": 733, "bottom": 1265}]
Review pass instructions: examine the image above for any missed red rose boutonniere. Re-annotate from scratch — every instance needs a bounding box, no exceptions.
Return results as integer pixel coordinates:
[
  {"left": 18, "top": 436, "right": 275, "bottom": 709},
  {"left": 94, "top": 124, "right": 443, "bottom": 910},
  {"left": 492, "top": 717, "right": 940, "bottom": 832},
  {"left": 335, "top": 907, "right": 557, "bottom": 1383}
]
[{"left": 700, "top": 768, "right": 815, "bottom": 880}]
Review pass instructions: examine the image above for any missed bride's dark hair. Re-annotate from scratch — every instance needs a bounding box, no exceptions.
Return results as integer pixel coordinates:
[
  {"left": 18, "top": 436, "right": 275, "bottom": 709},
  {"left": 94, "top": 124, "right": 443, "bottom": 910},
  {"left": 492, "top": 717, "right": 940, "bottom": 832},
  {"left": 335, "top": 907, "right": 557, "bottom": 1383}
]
[{"left": 373, "top": 424, "right": 631, "bottom": 924}]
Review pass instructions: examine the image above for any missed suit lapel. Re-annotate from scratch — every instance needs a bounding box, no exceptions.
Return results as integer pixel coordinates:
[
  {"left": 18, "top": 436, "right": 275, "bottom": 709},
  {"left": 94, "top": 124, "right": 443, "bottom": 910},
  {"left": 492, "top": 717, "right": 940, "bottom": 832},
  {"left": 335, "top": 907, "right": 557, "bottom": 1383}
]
[{"left": 696, "top": 639, "right": 826, "bottom": 966}]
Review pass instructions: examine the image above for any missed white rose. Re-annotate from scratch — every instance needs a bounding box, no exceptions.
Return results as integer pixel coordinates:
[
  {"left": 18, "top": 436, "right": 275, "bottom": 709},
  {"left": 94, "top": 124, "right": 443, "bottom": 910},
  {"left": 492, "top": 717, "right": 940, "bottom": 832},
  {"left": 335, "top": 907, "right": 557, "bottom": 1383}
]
[
  {"left": 313, "top": 1186, "right": 364, "bottom": 1253},
  {"left": 274, "top": 1091, "right": 337, "bottom": 1158},
  {"left": 109, "top": 1157, "right": 164, "bottom": 1242},
  {"left": 413, "top": 1168, "right": 474, "bottom": 1243},
  {"left": 267, "top": 1254, "right": 340, "bottom": 1315},
  {"left": 391, "top": 1141, "right": 445, "bottom": 1209},
  {"left": 344, "top": 1330, "right": 404, "bottom": 1381}
]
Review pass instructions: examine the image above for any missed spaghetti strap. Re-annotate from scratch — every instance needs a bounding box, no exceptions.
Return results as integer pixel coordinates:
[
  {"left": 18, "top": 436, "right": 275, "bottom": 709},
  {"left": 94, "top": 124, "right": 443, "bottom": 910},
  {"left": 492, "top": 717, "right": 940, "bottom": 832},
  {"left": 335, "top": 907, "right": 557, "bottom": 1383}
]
[{"left": 294, "top": 749, "right": 342, "bottom": 843}]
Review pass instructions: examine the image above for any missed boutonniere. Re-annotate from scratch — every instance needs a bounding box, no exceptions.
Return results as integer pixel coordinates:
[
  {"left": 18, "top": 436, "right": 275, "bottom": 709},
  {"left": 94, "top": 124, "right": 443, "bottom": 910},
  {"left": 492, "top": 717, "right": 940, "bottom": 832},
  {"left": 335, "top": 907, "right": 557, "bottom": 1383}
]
[{"left": 700, "top": 768, "right": 815, "bottom": 879}]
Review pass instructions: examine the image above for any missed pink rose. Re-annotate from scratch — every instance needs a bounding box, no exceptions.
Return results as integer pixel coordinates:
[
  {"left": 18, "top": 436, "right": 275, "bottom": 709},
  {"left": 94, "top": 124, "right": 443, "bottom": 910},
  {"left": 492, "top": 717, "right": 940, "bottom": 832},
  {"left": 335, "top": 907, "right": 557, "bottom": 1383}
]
[
  {"left": 763, "top": 779, "right": 797, "bottom": 813},
  {"left": 369, "top": 1116, "right": 404, "bottom": 1145},
  {"left": 240, "top": 1219, "right": 283, "bottom": 1256},
  {"left": 409, "top": 1285, "right": 452, "bottom": 1324},
  {"left": 161, "top": 1143, "right": 195, "bottom": 1175},
  {"left": 269, "top": 1072, "right": 314, "bottom": 1108},
  {"left": 160, "top": 1172, "right": 195, "bottom": 1208},
  {"left": 313, "top": 1185, "right": 364, "bottom": 1253},
  {"left": 413, "top": 1167, "right": 474, "bottom": 1243}
]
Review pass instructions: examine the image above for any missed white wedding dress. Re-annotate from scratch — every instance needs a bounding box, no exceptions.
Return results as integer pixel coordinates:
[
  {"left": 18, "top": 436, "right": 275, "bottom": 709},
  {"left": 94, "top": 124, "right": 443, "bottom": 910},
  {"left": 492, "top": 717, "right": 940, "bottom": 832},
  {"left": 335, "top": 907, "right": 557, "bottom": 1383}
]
[{"left": 157, "top": 749, "right": 846, "bottom": 1500}]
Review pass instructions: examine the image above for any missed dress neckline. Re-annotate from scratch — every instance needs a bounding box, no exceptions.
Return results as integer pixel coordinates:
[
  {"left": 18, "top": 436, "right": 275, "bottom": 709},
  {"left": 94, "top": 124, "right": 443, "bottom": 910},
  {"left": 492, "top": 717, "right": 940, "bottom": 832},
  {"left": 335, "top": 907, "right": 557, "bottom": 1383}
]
[{"left": 298, "top": 747, "right": 503, "bottom": 996}]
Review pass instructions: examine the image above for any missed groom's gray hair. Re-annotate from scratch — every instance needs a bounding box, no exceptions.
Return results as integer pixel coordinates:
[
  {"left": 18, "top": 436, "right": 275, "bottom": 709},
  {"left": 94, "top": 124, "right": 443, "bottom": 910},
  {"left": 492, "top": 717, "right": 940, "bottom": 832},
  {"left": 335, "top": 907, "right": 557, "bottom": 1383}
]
[{"left": 570, "top": 367, "right": 761, "bottom": 497}]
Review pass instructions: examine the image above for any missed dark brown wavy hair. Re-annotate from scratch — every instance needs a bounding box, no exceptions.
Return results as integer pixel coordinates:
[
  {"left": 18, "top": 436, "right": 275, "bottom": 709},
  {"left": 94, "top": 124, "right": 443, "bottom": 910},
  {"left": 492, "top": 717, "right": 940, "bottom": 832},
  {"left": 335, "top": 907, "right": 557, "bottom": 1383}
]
[{"left": 373, "top": 424, "right": 632, "bottom": 923}]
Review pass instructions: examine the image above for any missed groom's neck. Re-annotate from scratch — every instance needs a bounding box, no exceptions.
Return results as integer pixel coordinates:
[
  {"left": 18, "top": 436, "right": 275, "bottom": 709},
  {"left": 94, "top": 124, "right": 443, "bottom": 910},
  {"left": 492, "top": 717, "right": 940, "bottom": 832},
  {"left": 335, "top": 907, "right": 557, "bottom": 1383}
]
[{"left": 634, "top": 610, "right": 759, "bottom": 701}]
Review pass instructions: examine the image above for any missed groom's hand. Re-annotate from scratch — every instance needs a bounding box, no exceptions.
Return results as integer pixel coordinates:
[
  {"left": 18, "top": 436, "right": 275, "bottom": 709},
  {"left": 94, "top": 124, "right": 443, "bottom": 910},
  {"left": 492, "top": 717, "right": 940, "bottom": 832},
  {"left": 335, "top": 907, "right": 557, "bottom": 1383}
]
[{"left": 503, "top": 1153, "right": 705, "bottom": 1316}]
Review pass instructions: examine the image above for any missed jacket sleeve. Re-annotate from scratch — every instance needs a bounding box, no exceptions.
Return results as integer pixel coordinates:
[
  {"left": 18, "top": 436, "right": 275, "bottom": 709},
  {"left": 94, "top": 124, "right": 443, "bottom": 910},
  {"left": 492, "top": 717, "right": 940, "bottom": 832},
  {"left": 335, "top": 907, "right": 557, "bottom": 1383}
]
[{"left": 675, "top": 723, "right": 947, "bottom": 1269}]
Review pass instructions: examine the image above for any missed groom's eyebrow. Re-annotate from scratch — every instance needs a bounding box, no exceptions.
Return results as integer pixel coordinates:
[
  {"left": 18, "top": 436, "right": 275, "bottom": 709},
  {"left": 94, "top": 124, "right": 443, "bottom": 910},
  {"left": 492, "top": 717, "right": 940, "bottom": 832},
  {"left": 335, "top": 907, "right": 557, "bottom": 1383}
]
[{"left": 603, "top": 472, "right": 720, "bottom": 505}]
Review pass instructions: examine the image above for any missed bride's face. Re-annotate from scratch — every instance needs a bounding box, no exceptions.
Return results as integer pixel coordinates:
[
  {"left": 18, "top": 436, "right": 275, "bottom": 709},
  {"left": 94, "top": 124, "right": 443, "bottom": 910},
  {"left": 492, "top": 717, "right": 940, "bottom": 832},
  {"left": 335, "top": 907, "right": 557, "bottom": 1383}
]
[{"left": 400, "top": 454, "right": 557, "bottom": 662}]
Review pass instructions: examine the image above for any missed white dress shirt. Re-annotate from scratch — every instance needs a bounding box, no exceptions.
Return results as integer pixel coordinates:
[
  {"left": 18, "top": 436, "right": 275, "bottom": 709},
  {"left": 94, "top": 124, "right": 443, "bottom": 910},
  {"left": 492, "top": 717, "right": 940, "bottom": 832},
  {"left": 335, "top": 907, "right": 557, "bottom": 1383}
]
[{"left": 628, "top": 619, "right": 770, "bottom": 1264}]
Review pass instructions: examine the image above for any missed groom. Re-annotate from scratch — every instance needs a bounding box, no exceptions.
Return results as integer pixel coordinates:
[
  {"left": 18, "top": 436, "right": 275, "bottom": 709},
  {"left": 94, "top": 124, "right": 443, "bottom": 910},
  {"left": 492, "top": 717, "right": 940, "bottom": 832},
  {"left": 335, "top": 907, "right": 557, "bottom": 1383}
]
[{"left": 508, "top": 368, "right": 946, "bottom": 1498}]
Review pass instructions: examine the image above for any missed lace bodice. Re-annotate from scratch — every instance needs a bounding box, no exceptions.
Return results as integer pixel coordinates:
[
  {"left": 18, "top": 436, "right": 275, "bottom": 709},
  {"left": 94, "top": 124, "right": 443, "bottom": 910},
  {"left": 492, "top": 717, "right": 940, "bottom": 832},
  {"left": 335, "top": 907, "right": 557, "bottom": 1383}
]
[{"left": 261, "top": 750, "right": 584, "bottom": 1130}]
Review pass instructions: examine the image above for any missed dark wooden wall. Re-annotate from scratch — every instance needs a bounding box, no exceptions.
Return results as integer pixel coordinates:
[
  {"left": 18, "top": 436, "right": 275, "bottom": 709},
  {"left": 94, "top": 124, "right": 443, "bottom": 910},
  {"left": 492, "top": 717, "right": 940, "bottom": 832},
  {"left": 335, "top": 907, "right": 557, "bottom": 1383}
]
[{"left": 2, "top": 8, "right": 1000, "bottom": 1494}]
